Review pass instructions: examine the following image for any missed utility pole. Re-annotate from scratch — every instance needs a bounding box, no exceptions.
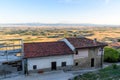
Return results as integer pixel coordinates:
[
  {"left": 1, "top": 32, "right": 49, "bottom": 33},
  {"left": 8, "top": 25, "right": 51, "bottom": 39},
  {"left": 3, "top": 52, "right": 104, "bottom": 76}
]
[
  {"left": 100, "top": 48, "right": 104, "bottom": 68},
  {"left": 21, "top": 39, "right": 25, "bottom": 74}
]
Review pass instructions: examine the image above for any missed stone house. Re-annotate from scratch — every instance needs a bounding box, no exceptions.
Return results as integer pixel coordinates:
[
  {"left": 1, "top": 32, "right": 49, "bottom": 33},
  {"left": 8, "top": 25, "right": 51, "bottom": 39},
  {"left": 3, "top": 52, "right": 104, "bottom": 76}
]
[
  {"left": 109, "top": 42, "right": 120, "bottom": 49},
  {"left": 24, "top": 37, "right": 107, "bottom": 73},
  {"left": 61, "top": 37, "right": 107, "bottom": 69}
]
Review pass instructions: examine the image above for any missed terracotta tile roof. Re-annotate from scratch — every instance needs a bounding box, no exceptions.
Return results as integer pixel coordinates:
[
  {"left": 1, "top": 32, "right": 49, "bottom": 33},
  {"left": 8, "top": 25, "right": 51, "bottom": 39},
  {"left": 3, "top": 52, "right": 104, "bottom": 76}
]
[
  {"left": 24, "top": 41, "right": 74, "bottom": 58},
  {"left": 66, "top": 37, "right": 107, "bottom": 49},
  {"left": 109, "top": 42, "right": 120, "bottom": 48}
]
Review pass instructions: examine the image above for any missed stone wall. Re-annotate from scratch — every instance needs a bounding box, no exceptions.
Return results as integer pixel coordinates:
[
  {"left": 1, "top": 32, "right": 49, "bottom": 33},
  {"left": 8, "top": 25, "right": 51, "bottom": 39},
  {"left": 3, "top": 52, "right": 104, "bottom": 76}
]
[
  {"left": 73, "top": 48, "right": 103, "bottom": 70},
  {"left": 27, "top": 47, "right": 103, "bottom": 73}
]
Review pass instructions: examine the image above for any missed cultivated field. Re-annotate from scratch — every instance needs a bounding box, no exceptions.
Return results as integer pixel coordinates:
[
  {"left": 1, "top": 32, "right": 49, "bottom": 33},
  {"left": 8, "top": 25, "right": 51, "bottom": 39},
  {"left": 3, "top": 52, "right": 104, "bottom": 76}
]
[{"left": 0, "top": 26, "right": 120, "bottom": 43}]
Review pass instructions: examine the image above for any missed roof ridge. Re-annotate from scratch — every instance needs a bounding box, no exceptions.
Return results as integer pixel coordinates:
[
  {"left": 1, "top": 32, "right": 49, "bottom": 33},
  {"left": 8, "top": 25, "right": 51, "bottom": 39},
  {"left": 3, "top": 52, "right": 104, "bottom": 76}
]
[
  {"left": 24, "top": 41, "right": 64, "bottom": 44},
  {"left": 66, "top": 37, "right": 107, "bottom": 49}
]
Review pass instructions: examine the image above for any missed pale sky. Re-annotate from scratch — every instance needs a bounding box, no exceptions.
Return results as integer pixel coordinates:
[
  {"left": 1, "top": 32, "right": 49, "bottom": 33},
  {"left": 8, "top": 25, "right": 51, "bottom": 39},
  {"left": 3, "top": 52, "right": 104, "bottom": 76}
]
[{"left": 0, "top": 0, "right": 120, "bottom": 25}]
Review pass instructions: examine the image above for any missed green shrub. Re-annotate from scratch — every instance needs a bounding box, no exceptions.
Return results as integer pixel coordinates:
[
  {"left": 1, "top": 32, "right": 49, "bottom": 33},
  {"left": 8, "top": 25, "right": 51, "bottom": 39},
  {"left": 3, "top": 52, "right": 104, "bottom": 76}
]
[
  {"left": 112, "top": 64, "right": 118, "bottom": 69},
  {"left": 104, "top": 47, "right": 120, "bottom": 62},
  {"left": 74, "top": 76, "right": 78, "bottom": 80}
]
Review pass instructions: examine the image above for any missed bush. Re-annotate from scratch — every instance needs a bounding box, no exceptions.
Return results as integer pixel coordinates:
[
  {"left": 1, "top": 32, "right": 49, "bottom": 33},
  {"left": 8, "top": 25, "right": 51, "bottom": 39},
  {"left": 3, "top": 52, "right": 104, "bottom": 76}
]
[
  {"left": 112, "top": 64, "right": 118, "bottom": 69},
  {"left": 104, "top": 47, "right": 120, "bottom": 62},
  {"left": 74, "top": 76, "right": 78, "bottom": 80}
]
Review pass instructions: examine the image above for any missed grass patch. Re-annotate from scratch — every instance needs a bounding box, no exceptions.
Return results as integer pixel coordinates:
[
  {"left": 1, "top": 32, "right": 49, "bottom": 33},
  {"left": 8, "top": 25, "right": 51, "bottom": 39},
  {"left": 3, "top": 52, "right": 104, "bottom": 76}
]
[{"left": 74, "top": 64, "right": 120, "bottom": 80}]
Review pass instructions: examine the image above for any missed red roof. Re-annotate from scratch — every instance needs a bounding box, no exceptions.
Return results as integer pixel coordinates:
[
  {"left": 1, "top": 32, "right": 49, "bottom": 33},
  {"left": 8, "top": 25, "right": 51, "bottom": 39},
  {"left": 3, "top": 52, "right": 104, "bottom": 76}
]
[
  {"left": 24, "top": 41, "right": 73, "bottom": 58},
  {"left": 66, "top": 37, "right": 107, "bottom": 49},
  {"left": 109, "top": 42, "right": 120, "bottom": 48}
]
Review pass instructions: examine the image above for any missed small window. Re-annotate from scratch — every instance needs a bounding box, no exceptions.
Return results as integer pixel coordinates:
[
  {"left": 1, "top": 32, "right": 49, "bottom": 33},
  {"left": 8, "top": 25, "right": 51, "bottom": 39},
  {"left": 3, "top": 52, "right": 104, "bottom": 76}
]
[
  {"left": 75, "top": 62, "right": 78, "bottom": 66},
  {"left": 75, "top": 50, "right": 78, "bottom": 55},
  {"left": 33, "top": 65, "right": 37, "bottom": 70},
  {"left": 91, "top": 48, "right": 95, "bottom": 51},
  {"left": 99, "top": 47, "right": 103, "bottom": 51},
  {"left": 62, "top": 62, "right": 66, "bottom": 67}
]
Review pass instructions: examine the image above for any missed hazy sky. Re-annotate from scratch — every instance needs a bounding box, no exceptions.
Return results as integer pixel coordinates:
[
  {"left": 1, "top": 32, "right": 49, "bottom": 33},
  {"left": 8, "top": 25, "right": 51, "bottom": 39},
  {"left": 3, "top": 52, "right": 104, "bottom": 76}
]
[{"left": 0, "top": 0, "right": 120, "bottom": 25}]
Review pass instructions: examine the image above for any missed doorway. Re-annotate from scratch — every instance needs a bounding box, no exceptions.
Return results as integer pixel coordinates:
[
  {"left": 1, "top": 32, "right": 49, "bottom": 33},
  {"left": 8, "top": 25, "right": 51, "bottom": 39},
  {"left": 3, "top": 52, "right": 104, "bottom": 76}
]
[
  {"left": 91, "top": 58, "right": 94, "bottom": 67},
  {"left": 51, "top": 62, "right": 57, "bottom": 70}
]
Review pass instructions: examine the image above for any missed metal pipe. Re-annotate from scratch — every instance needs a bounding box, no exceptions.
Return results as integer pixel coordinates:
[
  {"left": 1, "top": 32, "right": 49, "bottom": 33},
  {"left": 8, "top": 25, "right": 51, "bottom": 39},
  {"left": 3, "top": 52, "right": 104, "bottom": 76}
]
[
  {"left": 101, "top": 48, "right": 103, "bottom": 68},
  {"left": 21, "top": 39, "right": 25, "bottom": 74}
]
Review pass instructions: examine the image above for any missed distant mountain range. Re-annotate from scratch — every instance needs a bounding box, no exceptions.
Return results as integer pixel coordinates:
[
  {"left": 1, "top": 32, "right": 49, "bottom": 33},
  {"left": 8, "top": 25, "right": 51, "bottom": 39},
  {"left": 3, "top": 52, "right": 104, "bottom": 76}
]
[{"left": 0, "top": 23, "right": 120, "bottom": 27}]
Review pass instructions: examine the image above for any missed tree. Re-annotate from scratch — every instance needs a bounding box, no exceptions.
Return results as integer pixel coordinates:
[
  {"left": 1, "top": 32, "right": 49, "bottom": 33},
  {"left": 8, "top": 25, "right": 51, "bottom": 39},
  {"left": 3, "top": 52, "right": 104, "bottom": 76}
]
[
  {"left": 104, "top": 47, "right": 120, "bottom": 62},
  {"left": 117, "top": 49, "right": 120, "bottom": 61}
]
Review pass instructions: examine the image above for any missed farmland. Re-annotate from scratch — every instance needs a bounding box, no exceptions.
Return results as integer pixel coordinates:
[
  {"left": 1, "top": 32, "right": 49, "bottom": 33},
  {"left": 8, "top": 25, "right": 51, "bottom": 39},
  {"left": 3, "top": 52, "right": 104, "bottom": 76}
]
[{"left": 0, "top": 26, "right": 120, "bottom": 43}]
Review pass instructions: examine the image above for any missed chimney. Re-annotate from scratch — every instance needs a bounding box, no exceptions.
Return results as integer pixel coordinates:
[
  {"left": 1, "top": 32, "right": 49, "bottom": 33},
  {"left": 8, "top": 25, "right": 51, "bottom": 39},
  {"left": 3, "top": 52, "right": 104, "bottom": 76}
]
[
  {"left": 74, "top": 34, "right": 77, "bottom": 37},
  {"left": 93, "top": 38, "right": 97, "bottom": 44}
]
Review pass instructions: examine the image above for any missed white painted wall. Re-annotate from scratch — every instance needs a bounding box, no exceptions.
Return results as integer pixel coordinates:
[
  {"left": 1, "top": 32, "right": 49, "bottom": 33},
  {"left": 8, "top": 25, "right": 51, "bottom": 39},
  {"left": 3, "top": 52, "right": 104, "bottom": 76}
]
[
  {"left": 98, "top": 48, "right": 104, "bottom": 56},
  {"left": 60, "top": 39, "right": 75, "bottom": 51},
  {"left": 27, "top": 55, "right": 73, "bottom": 71},
  {"left": 98, "top": 48, "right": 101, "bottom": 56},
  {"left": 61, "top": 39, "right": 89, "bottom": 59},
  {"left": 74, "top": 49, "right": 88, "bottom": 59}
]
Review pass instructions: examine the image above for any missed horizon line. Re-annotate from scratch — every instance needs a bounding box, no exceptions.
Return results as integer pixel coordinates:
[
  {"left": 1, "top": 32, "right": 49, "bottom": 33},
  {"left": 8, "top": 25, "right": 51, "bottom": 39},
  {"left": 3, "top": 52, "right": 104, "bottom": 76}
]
[{"left": 0, "top": 22, "right": 120, "bottom": 26}]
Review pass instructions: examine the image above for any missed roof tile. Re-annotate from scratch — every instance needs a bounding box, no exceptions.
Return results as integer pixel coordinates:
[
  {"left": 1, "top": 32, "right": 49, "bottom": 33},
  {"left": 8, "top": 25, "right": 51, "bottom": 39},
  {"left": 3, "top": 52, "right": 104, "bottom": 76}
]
[
  {"left": 24, "top": 41, "right": 73, "bottom": 58},
  {"left": 66, "top": 37, "right": 107, "bottom": 49}
]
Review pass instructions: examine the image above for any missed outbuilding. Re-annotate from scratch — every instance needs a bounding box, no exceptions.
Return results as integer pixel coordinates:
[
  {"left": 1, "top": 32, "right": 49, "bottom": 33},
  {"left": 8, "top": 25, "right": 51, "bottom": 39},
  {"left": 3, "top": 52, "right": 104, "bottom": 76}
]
[{"left": 24, "top": 41, "right": 74, "bottom": 73}]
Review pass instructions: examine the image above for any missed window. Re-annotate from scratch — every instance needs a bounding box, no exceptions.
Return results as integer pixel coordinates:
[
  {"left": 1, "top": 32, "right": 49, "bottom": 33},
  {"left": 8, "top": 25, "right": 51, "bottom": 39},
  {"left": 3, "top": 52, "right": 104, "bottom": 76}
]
[
  {"left": 99, "top": 47, "right": 103, "bottom": 51},
  {"left": 62, "top": 62, "right": 66, "bottom": 67},
  {"left": 75, "top": 50, "right": 78, "bottom": 55},
  {"left": 33, "top": 65, "right": 37, "bottom": 70},
  {"left": 91, "top": 48, "right": 95, "bottom": 51},
  {"left": 75, "top": 62, "right": 78, "bottom": 66}
]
